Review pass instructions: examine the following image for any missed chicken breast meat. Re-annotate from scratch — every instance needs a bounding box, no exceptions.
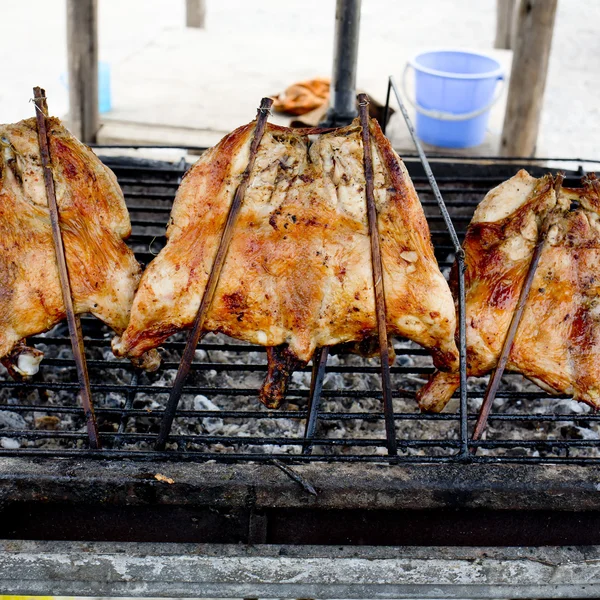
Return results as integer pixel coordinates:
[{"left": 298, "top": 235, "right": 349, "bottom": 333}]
[
  {"left": 113, "top": 116, "right": 459, "bottom": 408},
  {"left": 417, "top": 170, "right": 600, "bottom": 412},
  {"left": 0, "top": 117, "right": 158, "bottom": 377}
]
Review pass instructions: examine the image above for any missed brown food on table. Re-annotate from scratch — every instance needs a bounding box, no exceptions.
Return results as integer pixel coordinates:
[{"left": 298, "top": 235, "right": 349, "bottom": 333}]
[
  {"left": 112, "top": 116, "right": 459, "bottom": 408},
  {"left": 417, "top": 170, "right": 600, "bottom": 412},
  {"left": 272, "top": 78, "right": 330, "bottom": 116},
  {"left": 0, "top": 117, "right": 159, "bottom": 377}
]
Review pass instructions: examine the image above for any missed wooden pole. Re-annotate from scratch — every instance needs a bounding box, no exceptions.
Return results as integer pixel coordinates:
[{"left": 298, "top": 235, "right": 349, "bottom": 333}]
[
  {"left": 500, "top": 0, "right": 558, "bottom": 157},
  {"left": 66, "top": 0, "right": 99, "bottom": 143},
  {"left": 186, "top": 0, "right": 206, "bottom": 28},
  {"left": 494, "top": 0, "right": 517, "bottom": 49}
]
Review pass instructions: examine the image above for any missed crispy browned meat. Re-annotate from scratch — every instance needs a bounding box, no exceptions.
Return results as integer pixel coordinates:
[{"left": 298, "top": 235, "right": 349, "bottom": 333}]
[
  {"left": 113, "top": 116, "right": 459, "bottom": 407},
  {"left": 0, "top": 117, "right": 158, "bottom": 375},
  {"left": 417, "top": 170, "right": 600, "bottom": 412}
]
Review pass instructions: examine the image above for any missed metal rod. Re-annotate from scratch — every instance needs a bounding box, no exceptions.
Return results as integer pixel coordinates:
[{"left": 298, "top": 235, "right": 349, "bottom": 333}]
[
  {"left": 457, "top": 253, "right": 469, "bottom": 458},
  {"left": 302, "top": 346, "right": 329, "bottom": 455},
  {"left": 471, "top": 180, "right": 562, "bottom": 444},
  {"left": 358, "top": 93, "right": 397, "bottom": 457},
  {"left": 320, "top": 0, "right": 361, "bottom": 126},
  {"left": 32, "top": 87, "right": 100, "bottom": 449},
  {"left": 155, "top": 97, "right": 273, "bottom": 451},
  {"left": 388, "top": 77, "right": 462, "bottom": 253},
  {"left": 382, "top": 78, "right": 392, "bottom": 135},
  {"left": 388, "top": 76, "right": 469, "bottom": 459}
]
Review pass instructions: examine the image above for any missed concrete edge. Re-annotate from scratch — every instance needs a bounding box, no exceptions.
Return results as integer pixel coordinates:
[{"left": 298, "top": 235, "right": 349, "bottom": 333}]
[{"left": 1, "top": 541, "right": 600, "bottom": 598}]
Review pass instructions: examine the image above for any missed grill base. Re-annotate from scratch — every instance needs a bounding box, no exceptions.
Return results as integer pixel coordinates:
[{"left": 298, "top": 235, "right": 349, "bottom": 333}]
[{"left": 1, "top": 458, "right": 599, "bottom": 544}]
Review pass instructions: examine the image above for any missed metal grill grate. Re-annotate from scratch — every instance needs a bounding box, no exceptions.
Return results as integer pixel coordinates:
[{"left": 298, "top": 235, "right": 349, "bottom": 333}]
[{"left": 0, "top": 98, "right": 599, "bottom": 464}]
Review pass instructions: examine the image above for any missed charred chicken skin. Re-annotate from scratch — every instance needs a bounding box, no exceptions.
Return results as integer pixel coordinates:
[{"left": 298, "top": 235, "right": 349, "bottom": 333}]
[
  {"left": 113, "top": 116, "right": 459, "bottom": 407},
  {"left": 417, "top": 170, "right": 600, "bottom": 412},
  {"left": 0, "top": 117, "right": 158, "bottom": 376}
]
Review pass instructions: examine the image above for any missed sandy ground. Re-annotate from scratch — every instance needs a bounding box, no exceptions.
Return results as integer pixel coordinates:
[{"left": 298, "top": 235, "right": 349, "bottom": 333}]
[{"left": 1, "top": 0, "right": 598, "bottom": 159}]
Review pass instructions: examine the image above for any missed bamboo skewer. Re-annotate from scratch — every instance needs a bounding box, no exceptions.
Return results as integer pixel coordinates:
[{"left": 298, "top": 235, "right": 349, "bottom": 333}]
[
  {"left": 155, "top": 97, "right": 274, "bottom": 451},
  {"left": 358, "top": 93, "right": 398, "bottom": 457},
  {"left": 32, "top": 86, "right": 100, "bottom": 449},
  {"left": 472, "top": 174, "right": 564, "bottom": 446}
]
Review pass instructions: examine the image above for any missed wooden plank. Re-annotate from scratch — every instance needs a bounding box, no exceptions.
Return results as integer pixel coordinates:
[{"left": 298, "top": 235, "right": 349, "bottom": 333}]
[
  {"left": 500, "top": 0, "right": 558, "bottom": 157},
  {"left": 186, "top": 0, "right": 206, "bottom": 28},
  {"left": 66, "top": 0, "right": 99, "bottom": 143},
  {"left": 494, "top": 0, "right": 517, "bottom": 49}
]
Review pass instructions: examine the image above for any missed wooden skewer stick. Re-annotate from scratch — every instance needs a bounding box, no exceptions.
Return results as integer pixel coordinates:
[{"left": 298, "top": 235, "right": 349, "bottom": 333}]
[
  {"left": 472, "top": 174, "right": 564, "bottom": 446},
  {"left": 32, "top": 86, "right": 100, "bottom": 449},
  {"left": 155, "top": 97, "right": 274, "bottom": 451},
  {"left": 358, "top": 93, "right": 398, "bottom": 457}
]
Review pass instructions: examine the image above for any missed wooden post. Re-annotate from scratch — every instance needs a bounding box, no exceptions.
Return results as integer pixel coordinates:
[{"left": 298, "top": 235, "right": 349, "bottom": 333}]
[
  {"left": 186, "top": 0, "right": 206, "bottom": 28},
  {"left": 500, "top": 0, "right": 558, "bottom": 157},
  {"left": 494, "top": 0, "right": 517, "bottom": 49},
  {"left": 66, "top": 0, "right": 99, "bottom": 143}
]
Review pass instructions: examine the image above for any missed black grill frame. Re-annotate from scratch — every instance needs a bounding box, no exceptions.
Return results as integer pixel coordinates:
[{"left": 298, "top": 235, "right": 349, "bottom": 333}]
[{"left": 0, "top": 89, "right": 599, "bottom": 465}]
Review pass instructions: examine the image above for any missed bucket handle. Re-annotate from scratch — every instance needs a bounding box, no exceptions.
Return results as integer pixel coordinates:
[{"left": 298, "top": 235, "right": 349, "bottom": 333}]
[{"left": 402, "top": 63, "right": 505, "bottom": 121}]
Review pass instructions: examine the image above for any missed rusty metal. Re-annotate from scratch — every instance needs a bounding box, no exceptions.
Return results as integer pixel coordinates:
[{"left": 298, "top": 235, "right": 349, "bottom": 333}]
[
  {"left": 155, "top": 97, "right": 274, "bottom": 451},
  {"left": 358, "top": 93, "right": 397, "bottom": 457},
  {"left": 32, "top": 86, "right": 100, "bottom": 449}
]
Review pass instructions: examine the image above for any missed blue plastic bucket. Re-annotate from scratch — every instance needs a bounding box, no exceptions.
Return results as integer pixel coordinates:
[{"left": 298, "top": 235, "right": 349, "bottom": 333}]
[
  {"left": 98, "top": 61, "right": 112, "bottom": 114},
  {"left": 403, "top": 50, "right": 504, "bottom": 148}
]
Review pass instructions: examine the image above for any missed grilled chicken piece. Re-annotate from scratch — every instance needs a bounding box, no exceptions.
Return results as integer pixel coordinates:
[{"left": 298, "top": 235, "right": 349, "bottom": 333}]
[
  {"left": 0, "top": 117, "right": 158, "bottom": 375},
  {"left": 418, "top": 170, "right": 600, "bottom": 412},
  {"left": 113, "top": 116, "right": 458, "bottom": 408}
]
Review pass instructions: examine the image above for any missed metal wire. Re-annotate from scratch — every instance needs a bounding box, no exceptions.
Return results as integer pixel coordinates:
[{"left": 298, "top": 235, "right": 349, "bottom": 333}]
[{"left": 0, "top": 103, "right": 596, "bottom": 463}]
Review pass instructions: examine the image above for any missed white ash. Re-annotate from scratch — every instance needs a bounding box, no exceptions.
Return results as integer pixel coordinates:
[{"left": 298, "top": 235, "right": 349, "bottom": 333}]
[
  {"left": 0, "top": 410, "right": 26, "bottom": 430},
  {"left": 1, "top": 437, "right": 20, "bottom": 449},
  {"left": 193, "top": 395, "right": 223, "bottom": 433}
]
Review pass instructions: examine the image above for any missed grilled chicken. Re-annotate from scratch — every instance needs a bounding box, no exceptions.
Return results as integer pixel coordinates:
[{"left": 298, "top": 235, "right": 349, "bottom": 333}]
[
  {"left": 113, "top": 116, "right": 459, "bottom": 407},
  {"left": 417, "top": 170, "right": 600, "bottom": 412},
  {"left": 0, "top": 117, "right": 158, "bottom": 376}
]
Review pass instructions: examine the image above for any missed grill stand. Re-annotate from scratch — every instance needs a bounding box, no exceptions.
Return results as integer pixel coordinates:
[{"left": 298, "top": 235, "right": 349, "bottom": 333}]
[{"left": 3, "top": 460, "right": 600, "bottom": 597}]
